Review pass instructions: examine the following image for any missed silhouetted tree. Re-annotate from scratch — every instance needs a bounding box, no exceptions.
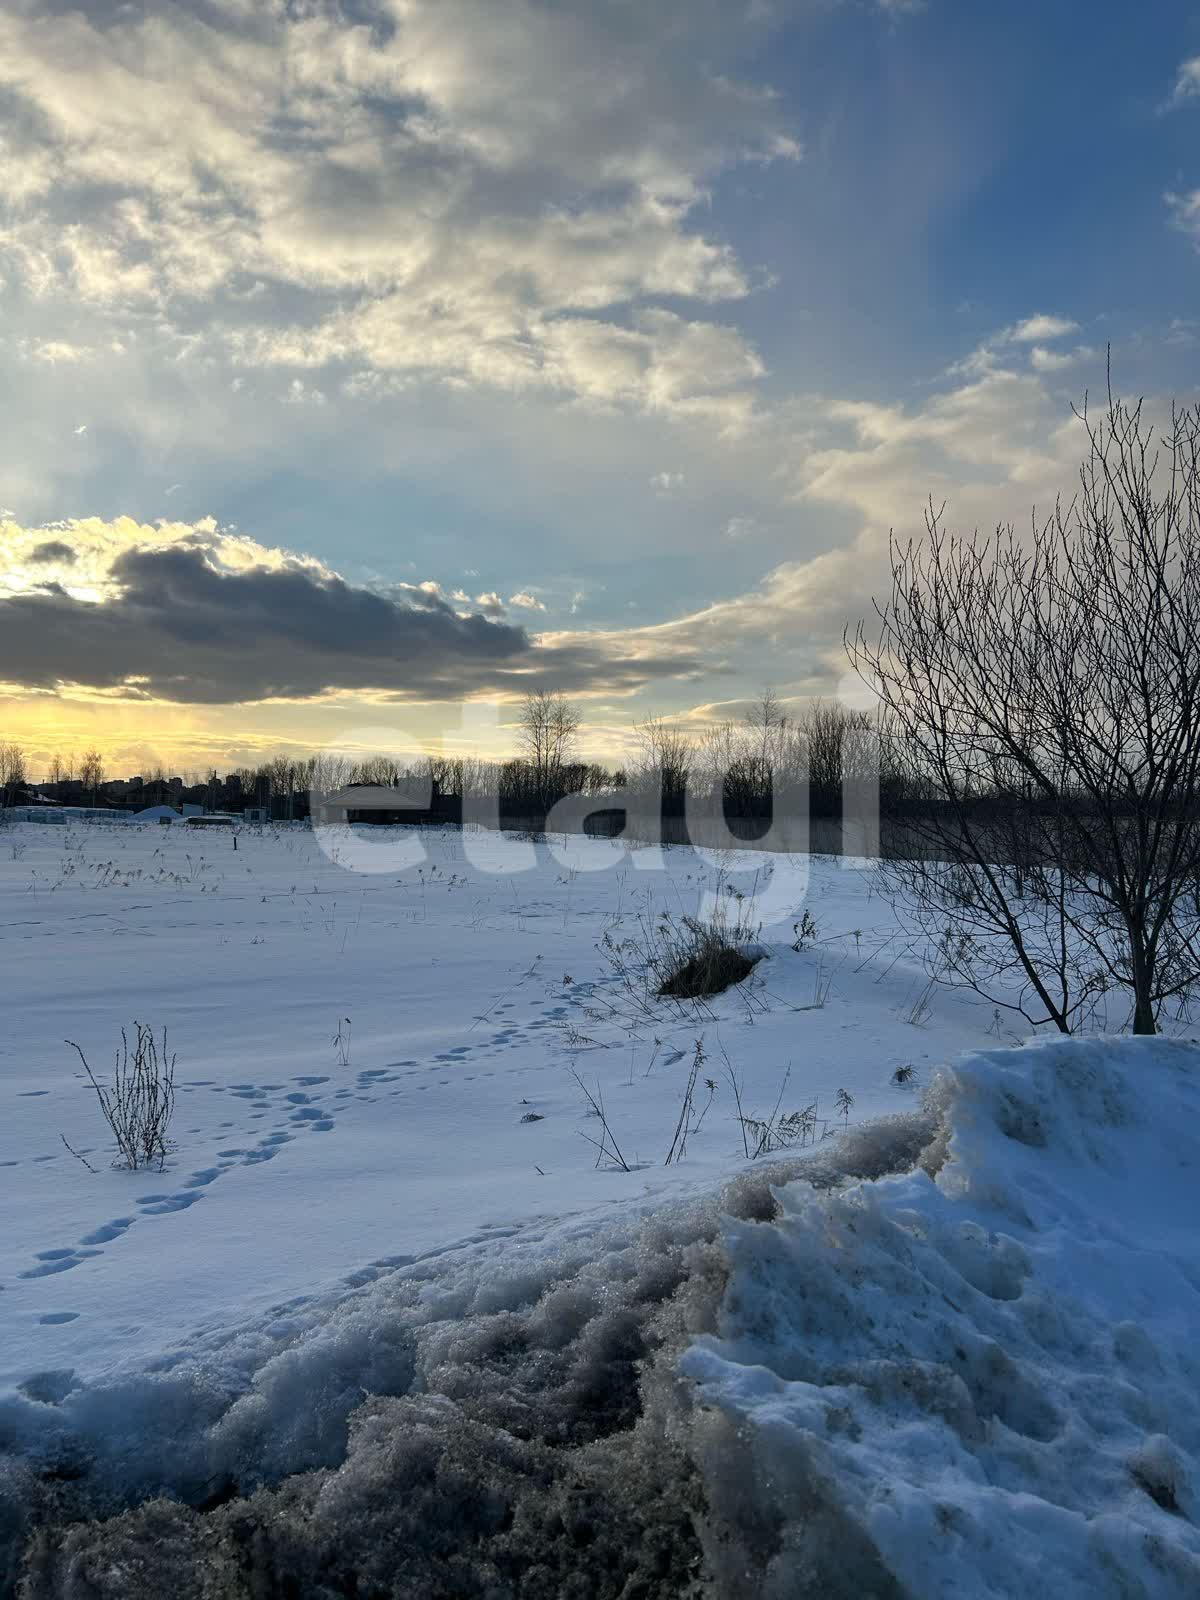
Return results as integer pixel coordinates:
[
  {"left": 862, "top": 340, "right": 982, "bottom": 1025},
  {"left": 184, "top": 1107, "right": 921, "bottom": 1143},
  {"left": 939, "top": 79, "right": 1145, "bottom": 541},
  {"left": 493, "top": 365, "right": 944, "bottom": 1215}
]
[{"left": 849, "top": 372, "right": 1200, "bottom": 1035}]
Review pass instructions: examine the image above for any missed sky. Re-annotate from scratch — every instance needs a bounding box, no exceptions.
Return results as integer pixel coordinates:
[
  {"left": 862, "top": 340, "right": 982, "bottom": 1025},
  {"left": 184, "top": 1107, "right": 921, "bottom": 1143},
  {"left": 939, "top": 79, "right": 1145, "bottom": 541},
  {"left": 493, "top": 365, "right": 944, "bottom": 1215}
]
[{"left": 1, "top": 0, "right": 1198, "bottom": 777}]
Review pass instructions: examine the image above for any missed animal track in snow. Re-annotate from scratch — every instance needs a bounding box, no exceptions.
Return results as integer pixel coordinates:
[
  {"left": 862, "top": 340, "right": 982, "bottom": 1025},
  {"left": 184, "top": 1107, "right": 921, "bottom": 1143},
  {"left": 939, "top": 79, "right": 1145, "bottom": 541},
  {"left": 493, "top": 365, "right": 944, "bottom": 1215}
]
[
  {"left": 19, "top": 1247, "right": 101, "bottom": 1279},
  {"left": 137, "top": 1191, "right": 204, "bottom": 1215},
  {"left": 80, "top": 1217, "right": 134, "bottom": 1245}
]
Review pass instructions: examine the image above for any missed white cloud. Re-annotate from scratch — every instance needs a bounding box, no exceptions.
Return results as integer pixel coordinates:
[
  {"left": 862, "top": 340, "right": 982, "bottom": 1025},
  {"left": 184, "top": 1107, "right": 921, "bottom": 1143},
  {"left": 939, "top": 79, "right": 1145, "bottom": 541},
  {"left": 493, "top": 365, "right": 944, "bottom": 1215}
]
[
  {"left": 508, "top": 591, "right": 545, "bottom": 610},
  {"left": 724, "top": 515, "right": 758, "bottom": 539},
  {"left": 1029, "top": 343, "right": 1095, "bottom": 373},
  {"left": 26, "top": 340, "right": 89, "bottom": 364},
  {"left": 1008, "top": 314, "right": 1079, "bottom": 344},
  {"left": 555, "top": 360, "right": 1101, "bottom": 701},
  {"left": 1167, "top": 55, "right": 1200, "bottom": 108},
  {"left": 650, "top": 470, "right": 685, "bottom": 493},
  {"left": 283, "top": 379, "right": 327, "bottom": 406},
  {"left": 1168, "top": 186, "right": 1200, "bottom": 244},
  {"left": 0, "top": 0, "right": 793, "bottom": 424}
]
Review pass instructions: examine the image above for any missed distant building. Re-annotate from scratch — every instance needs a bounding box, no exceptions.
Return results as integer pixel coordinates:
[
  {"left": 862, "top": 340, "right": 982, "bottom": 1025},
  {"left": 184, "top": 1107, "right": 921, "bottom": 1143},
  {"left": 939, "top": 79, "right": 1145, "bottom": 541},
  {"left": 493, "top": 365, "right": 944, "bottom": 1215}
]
[{"left": 316, "top": 783, "right": 434, "bottom": 825}]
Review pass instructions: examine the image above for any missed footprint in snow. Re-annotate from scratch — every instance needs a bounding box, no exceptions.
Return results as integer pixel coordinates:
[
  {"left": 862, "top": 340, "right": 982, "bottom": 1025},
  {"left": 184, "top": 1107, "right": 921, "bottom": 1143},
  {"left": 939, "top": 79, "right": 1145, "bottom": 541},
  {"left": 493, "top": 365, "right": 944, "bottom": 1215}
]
[
  {"left": 79, "top": 1217, "right": 134, "bottom": 1245},
  {"left": 19, "top": 1248, "right": 101, "bottom": 1279},
  {"left": 137, "top": 1192, "right": 204, "bottom": 1215},
  {"left": 184, "top": 1168, "right": 224, "bottom": 1188},
  {"left": 38, "top": 1312, "right": 80, "bottom": 1325}
]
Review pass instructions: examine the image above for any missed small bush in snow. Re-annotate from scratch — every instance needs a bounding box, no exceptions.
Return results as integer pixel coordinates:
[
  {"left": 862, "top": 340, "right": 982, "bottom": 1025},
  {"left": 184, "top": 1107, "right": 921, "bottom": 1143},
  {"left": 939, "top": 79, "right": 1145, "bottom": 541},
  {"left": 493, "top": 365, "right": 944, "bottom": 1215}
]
[
  {"left": 600, "top": 895, "right": 761, "bottom": 1017},
  {"left": 65, "top": 1022, "right": 177, "bottom": 1172}
]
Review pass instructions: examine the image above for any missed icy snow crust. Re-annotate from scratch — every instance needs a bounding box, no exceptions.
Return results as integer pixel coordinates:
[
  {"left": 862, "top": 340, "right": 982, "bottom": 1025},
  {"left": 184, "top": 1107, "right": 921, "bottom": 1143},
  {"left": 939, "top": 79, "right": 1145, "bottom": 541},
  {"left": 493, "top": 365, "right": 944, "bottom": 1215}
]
[{"left": 685, "top": 1036, "right": 1200, "bottom": 1598}]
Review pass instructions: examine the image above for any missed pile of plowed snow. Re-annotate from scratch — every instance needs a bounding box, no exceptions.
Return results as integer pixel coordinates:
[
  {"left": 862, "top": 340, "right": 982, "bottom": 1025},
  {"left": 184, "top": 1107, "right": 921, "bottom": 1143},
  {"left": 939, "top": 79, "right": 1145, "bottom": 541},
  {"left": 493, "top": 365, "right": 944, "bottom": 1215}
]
[
  {"left": 9, "top": 1038, "right": 1199, "bottom": 1598},
  {"left": 686, "top": 1036, "right": 1200, "bottom": 1597}
]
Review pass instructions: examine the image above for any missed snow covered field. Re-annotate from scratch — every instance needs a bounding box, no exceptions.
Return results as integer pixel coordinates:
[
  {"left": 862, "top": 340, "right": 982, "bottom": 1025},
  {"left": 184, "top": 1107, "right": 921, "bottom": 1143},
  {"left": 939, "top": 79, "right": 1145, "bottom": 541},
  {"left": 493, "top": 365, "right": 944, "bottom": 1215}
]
[
  {"left": 0, "top": 819, "right": 988, "bottom": 1395},
  {"left": 1, "top": 819, "right": 1197, "bottom": 1595}
]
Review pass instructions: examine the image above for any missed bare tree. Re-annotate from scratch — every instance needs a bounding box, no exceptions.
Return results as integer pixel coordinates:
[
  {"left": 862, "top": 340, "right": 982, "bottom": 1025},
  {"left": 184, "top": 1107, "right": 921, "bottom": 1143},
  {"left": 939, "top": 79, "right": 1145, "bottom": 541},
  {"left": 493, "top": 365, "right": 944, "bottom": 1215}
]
[
  {"left": 797, "top": 700, "right": 876, "bottom": 819},
  {"left": 0, "top": 742, "right": 27, "bottom": 806},
  {"left": 849, "top": 373, "right": 1200, "bottom": 1035},
  {"left": 516, "top": 689, "right": 580, "bottom": 807},
  {"left": 632, "top": 716, "right": 693, "bottom": 816},
  {"left": 746, "top": 687, "right": 787, "bottom": 741},
  {"left": 79, "top": 748, "right": 105, "bottom": 805}
]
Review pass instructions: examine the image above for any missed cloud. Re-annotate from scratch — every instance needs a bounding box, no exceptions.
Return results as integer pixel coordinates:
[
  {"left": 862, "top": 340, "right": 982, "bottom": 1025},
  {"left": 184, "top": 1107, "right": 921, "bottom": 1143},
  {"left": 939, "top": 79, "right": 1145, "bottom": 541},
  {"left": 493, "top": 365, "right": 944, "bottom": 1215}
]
[
  {"left": 1008, "top": 314, "right": 1080, "bottom": 344},
  {"left": 1029, "top": 343, "right": 1095, "bottom": 373},
  {"left": 945, "top": 313, "right": 1086, "bottom": 380},
  {"left": 0, "top": 516, "right": 701, "bottom": 703},
  {"left": 724, "top": 515, "right": 758, "bottom": 539},
  {"left": 1168, "top": 186, "right": 1200, "bottom": 245},
  {"left": 27, "top": 539, "right": 76, "bottom": 565},
  {"left": 508, "top": 591, "right": 545, "bottom": 610},
  {"left": 650, "top": 470, "right": 685, "bottom": 493},
  {"left": 550, "top": 357, "right": 1103, "bottom": 700},
  {"left": 0, "top": 0, "right": 794, "bottom": 423},
  {"left": 1167, "top": 55, "right": 1200, "bottom": 108}
]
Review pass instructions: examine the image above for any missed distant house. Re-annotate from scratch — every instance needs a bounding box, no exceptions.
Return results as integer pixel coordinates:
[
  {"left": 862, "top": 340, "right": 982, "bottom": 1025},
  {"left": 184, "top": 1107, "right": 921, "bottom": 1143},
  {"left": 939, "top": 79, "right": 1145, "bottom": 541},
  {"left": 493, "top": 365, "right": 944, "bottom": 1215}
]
[
  {"left": 137, "top": 780, "right": 179, "bottom": 809},
  {"left": 315, "top": 784, "right": 439, "bottom": 826}
]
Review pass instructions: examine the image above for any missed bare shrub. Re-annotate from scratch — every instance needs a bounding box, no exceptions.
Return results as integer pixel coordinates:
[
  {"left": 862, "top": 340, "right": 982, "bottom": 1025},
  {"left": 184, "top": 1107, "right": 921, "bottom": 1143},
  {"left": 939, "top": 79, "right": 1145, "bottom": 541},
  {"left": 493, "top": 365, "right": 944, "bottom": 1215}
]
[
  {"left": 849, "top": 370, "right": 1200, "bottom": 1035},
  {"left": 65, "top": 1024, "right": 176, "bottom": 1172}
]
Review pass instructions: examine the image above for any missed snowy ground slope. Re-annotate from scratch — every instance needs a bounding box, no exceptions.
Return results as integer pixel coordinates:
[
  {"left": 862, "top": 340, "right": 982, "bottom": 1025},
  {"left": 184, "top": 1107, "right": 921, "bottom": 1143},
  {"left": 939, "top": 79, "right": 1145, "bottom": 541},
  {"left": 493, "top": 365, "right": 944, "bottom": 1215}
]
[
  {"left": 684, "top": 1036, "right": 1200, "bottom": 1598},
  {"left": 2, "top": 823, "right": 1199, "bottom": 1594},
  {"left": 0, "top": 819, "right": 995, "bottom": 1405}
]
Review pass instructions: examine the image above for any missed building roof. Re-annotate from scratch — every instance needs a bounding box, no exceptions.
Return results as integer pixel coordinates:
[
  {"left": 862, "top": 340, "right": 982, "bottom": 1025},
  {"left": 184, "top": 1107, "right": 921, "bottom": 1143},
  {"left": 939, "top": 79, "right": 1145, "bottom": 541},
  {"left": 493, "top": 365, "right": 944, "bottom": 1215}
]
[{"left": 320, "top": 785, "right": 428, "bottom": 811}]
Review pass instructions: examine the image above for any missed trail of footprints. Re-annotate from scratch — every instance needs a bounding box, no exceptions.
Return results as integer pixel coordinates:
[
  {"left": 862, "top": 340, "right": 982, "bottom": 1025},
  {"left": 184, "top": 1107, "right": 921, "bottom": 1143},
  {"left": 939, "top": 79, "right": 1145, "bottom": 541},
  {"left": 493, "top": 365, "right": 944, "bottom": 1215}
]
[{"left": 10, "top": 984, "right": 596, "bottom": 1310}]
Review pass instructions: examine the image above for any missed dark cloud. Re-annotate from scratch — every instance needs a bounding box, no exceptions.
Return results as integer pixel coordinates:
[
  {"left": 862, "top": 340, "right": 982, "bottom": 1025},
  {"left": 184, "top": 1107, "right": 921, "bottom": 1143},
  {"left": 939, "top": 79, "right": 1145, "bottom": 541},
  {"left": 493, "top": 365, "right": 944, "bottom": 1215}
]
[
  {"left": 27, "top": 539, "right": 77, "bottom": 564},
  {"left": 0, "top": 545, "right": 700, "bottom": 702}
]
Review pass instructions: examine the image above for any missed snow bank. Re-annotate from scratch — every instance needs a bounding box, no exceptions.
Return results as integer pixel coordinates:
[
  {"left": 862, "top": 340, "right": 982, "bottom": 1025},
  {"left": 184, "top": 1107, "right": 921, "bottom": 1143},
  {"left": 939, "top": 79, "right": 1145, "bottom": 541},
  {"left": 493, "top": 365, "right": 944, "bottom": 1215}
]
[
  {"left": 4, "top": 1113, "right": 934, "bottom": 1597},
  {"left": 12, "top": 1038, "right": 1200, "bottom": 1597},
  {"left": 684, "top": 1036, "right": 1200, "bottom": 1598}
]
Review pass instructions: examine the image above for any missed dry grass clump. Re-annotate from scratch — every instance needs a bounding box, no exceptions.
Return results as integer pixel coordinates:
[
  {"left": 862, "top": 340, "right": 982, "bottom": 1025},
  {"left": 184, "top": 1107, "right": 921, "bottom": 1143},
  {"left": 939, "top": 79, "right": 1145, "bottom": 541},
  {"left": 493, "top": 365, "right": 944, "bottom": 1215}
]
[
  {"left": 63, "top": 1023, "right": 176, "bottom": 1172},
  {"left": 656, "top": 918, "right": 758, "bottom": 1000}
]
